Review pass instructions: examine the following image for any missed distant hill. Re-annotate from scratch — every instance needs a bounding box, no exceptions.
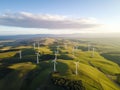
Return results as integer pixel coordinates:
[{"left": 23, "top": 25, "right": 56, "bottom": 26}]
[
  {"left": 0, "top": 33, "right": 120, "bottom": 40},
  {"left": 0, "top": 34, "right": 56, "bottom": 40}
]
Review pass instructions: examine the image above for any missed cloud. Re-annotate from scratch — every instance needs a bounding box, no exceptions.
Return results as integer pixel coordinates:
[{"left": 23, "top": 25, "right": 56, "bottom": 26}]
[{"left": 0, "top": 12, "right": 101, "bottom": 29}]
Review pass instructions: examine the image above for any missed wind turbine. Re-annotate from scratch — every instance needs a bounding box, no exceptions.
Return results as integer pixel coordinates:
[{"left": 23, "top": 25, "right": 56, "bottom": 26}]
[
  {"left": 54, "top": 51, "right": 57, "bottom": 60},
  {"left": 19, "top": 50, "right": 22, "bottom": 59},
  {"left": 56, "top": 46, "right": 59, "bottom": 54},
  {"left": 52, "top": 51, "right": 58, "bottom": 72},
  {"left": 74, "top": 61, "right": 79, "bottom": 75},
  {"left": 36, "top": 52, "right": 40, "bottom": 64},
  {"left": 52, "top": 60, "right": 57, "bottom": 72}
]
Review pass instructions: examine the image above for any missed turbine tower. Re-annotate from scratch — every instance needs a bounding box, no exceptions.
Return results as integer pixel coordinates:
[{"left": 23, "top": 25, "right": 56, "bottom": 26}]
[
  {"left": 56, "top": 46, "right": 59, "bottom": 54},
  {"left": 54, "top": 51, "right": 58, "bottom": 60},
  {"left": 36, "top": 52, "right": 40, "bottom": 64},
  {"left": 19, "top": 50, "right": 22, "bottom": 59},
  {"left": 52, "top": 51, "right": 58, "bottom": 72},
  {"left": 74, "top": 61, "right": 79, "bottom": 75},
  {"left": 52, "top": 60, "right": 57, "bottom": 72}
]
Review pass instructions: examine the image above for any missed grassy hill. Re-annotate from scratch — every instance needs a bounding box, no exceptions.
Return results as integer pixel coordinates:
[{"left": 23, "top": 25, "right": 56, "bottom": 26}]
[{"left": 0, "top": 38, "right": 120, "bottom": 90}]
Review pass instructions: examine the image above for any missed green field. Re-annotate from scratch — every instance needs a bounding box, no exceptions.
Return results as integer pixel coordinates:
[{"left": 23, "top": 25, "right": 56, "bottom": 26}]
[{"left": 0, "top": 38, "right": 120, "bottom": 90}]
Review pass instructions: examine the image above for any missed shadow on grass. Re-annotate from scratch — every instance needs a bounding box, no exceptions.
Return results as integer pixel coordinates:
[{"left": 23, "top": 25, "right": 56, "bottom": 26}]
[
  {"left": 0, "top": 48, "right": 37, "bottom": 65},
  {"left": 0, "top": 49, "right": 20, "bottom": 53},
  {"left": 20, "top": 61, "right": 69, "bottom": 90},
  {"left": 0, "top": 67, "right": 14, "bottom": 80},
  {"left": 101, "top": 53, "right": 120, "bottom": 65}
]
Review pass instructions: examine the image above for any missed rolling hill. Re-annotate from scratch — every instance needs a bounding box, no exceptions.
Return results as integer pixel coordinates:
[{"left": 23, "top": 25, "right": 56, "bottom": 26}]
[{"left": 0, "top": 38, "right": 120, "bottom": 90}]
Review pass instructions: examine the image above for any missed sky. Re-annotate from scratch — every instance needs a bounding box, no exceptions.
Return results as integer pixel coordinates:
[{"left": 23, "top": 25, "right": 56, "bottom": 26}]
[{"left": 0, "top": 0, "right": 120, "bottom": 35}]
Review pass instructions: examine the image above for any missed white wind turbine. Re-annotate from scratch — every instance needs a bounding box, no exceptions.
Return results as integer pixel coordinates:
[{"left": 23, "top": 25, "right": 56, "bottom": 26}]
[
  {"left": 36, "top": 52, "right": 40, "bottom": 64},
  {"left": 56, "top": 46, "right": 60, "bottom": 54},
  {"left": 74, "top": 61, "right": 79, "bottom": 75},
  {"left": 52, "top": 60, "right": 57, "bottom": 72},
  {"left": 19, "top": 50, "right": 22, "bottom": 59},
  {"left": 52, "top": 51, "right": 58, "bottom": 72},
  {"left": 54, "top": 51, "right": 57, "bottom": 60}
]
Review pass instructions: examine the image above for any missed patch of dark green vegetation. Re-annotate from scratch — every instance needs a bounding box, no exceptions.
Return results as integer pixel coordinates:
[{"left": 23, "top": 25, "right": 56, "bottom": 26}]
[
  {"left": 116, "top": 74, "right": 120, "bottom": 85},
  {"left": 20, "top": 65, "right": 42, "bottom": 90},
  {"left": 101, "top": 53, "right": 120, "bottom": 65},
  {"left": 40, "top": 54, "right": 54, "bottom": 60},
  {"left": 0, "top": 67, "right": 14, "bottom": 79},
  {"left": 59, "top": 54, "right": 74, "bottom": 60},
  {"left": 51, "top": 76, "right": 85, "bottom": 90},
  {"left": 0, "top": 49, "right": 20, "bottom": 53}
]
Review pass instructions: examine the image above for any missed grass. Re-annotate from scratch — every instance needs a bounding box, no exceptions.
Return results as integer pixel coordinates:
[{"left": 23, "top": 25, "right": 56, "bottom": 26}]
[
  {"left": 53, "top": 60, "right": 120, "bottom": 90},
  {"left": 0, "top": 62, "right": 36, "bottom": 90},
  {"left": 37, "top": 46, "right": 52, "bottom": 54},
  {"left": 13, "top": 46, "right": 32, "bottom": 49},
  {"left": 72, "top": 51, "right": 120, "bottom": 75},
  {"left": 0, "top": 46, "right": 12, "bottom": 51},
  {"left": 0, "top": 38, "right": 120, "bottom": 90},
  {"left": 0, "top": 51, "right": 18, "bottom": 59}
]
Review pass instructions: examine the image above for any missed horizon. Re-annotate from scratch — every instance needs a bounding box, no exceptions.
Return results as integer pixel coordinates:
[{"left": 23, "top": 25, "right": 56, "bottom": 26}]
[
  {"left": 1, "top": 33, "right": 120, "bottom": 39},
  {"left": 0, "top": 0, "right": 120, "bottom": 35}
]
